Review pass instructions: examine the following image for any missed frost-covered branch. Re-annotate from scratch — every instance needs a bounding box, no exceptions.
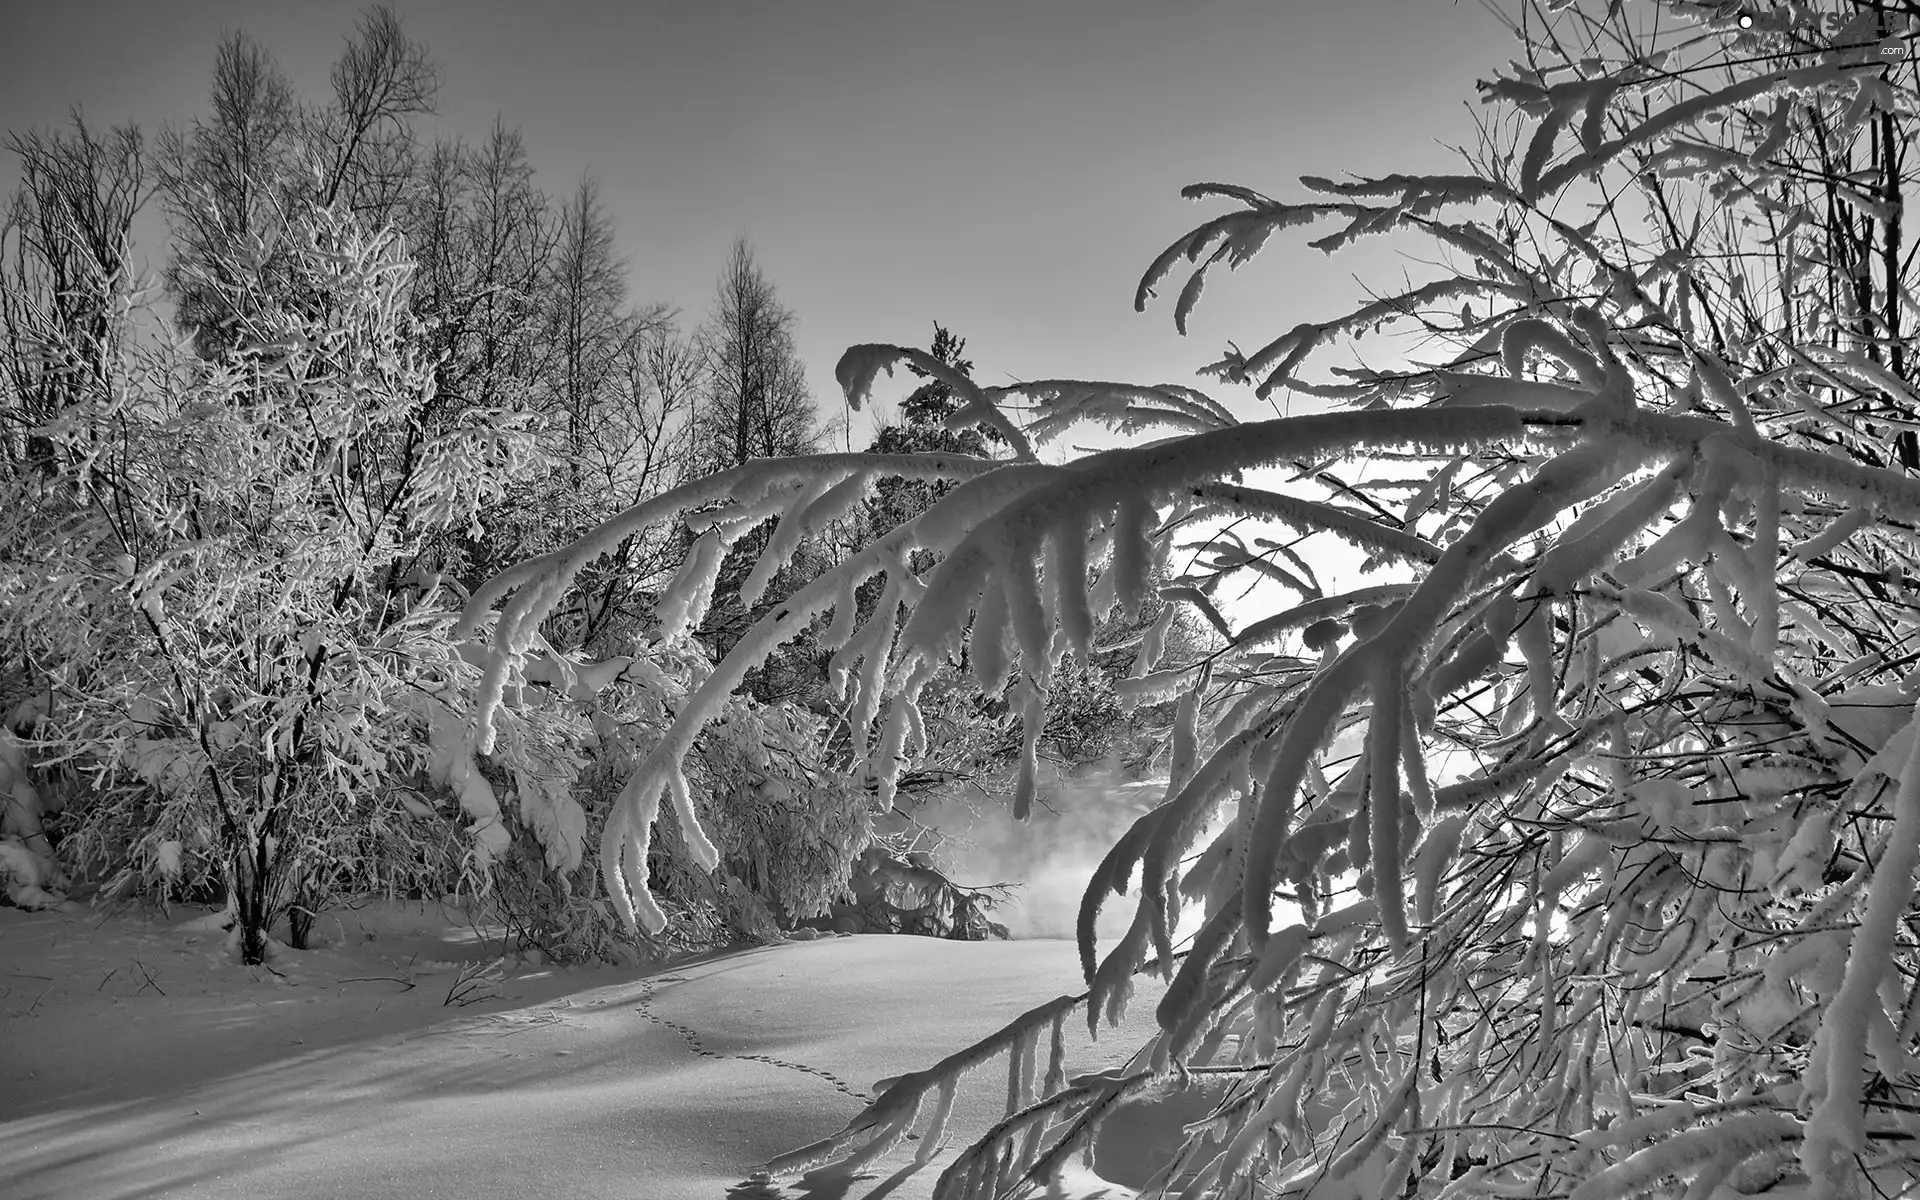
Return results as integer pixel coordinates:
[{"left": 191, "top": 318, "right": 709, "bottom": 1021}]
[{"left": 444, "top": 7, "right": 1920, "bottom": 1194}]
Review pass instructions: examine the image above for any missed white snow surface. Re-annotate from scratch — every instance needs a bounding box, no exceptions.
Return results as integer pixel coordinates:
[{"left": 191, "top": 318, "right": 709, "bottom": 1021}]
[{"left": 1, "top": 901, "right": 1185, "bottom": 1199}]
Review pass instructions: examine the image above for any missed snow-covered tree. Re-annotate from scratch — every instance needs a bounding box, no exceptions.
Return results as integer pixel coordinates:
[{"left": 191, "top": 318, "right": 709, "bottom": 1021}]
[
  {"left": 0, "top": 8, "right": 809, "bottom": 966},
  {"left": 848, "top": 325, "right": 1191, "bottom": 794},
  {"left": 862, "top": 324, "right": 998, "bottom": 535},
  {"left": 1, "top": 203, "right": 559, "bottom": 963},
  {"left": 157, "top": 9, "right": 436, "bottom": 359},
  {"left": 459, "top": 3, "right": 1920, "bottom": 1196}
]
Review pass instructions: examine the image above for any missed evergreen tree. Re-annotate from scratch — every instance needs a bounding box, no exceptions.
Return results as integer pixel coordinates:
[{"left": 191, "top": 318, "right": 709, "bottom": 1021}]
[{"left": 864, "top": 323, "right": 992, "bottom": 538}]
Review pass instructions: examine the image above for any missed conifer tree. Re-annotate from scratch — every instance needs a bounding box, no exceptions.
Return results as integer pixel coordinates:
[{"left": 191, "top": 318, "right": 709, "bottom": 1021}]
[{"left": 864, "top": 324, "right": 994, "bottom": 537}]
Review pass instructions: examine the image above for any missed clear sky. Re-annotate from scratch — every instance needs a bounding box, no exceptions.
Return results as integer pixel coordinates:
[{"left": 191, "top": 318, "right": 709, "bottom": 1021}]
[{"left": 1, "top": 0, "right": 1512, "bottom": 441}]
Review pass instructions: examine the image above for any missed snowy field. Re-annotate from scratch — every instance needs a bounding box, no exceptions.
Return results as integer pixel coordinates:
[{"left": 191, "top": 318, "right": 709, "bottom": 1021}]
[{"left": 0, "top": 902, "right": 1195, "bottom": 1199}]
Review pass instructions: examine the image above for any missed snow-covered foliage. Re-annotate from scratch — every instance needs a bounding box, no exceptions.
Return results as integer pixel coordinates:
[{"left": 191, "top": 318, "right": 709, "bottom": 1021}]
[
  {"left": 0, "top": 205, "right": 552, "bottom": 961},
  {"left": 455, "top": 2, "right": 1920, "bottom": 1195},
  {"left": 0, "top": 834, "right": 66, "bottom": 908},
  {"left": 691, "top": 699, "right": 871, "bottom": 923}
]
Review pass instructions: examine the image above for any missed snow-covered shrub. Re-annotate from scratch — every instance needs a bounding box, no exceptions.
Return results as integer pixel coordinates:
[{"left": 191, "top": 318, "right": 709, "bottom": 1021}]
[
  {"left": 692, "top": 698, "right": 871, "bottom": 924},
  {"left": 814, "top": 843, "right": 1012, "bottom": 940},
  {"left": 473, "top": 631, "right": 871, "bottom": 959},
  {"left": 0, "top": 834, "right": 66, "bottom": 908},
  {"left": 461, "top": 3, "right": 1920, "bottom": 1195},
  {"left": 1, "top": 203, "right": 546, "bottom": 962},
  {"left": 479, "top": 636, "right": 713, "bottom": 959},
  {"left": 0, "top": 728, "right": 53, "bottom": 861}
]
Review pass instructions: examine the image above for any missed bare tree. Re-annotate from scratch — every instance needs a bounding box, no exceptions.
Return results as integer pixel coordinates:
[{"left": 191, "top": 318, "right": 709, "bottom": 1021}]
[
  {"left": 154, "top": 30, "right": 298, "bottom": 356},
  {"left": 546, "top": 175, "right": 640, "bottom": 483},
  {"left": 312, "top": 5, "right": 438, "bottom": 219},
  {"left": 587, "top": 318, "right": 698, "bottom": 503},
  {"left": 157, "top": 8, "right": 436, "bottom": 356},
  {"left": 561, "top": 320, "right": 705, "bottom": 651},
  {"left": 0, "top": 112, "right": 146, "bottom": 479},
  {"left": 407, "top": 120, "right": 554, "bottom": 424},
  {"left": 632, "top": 320, "right": 707, "bottom": 469},
  {"left": 690, "top": 237, "right": 818, "bottom": 476}
]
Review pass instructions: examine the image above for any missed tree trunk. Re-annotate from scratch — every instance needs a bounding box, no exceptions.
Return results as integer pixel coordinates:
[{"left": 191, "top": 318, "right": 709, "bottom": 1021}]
[{"left": 228, "top": 831, "right": 284, "bottom": 965}]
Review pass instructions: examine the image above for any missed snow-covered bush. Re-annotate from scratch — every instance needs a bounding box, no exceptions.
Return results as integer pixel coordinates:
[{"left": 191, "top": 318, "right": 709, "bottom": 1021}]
[
  {"left": 477, "top": 634, "right": 836, "bottom": 958},
  {"left": 0, "top": 834, "right": 66, "bottom": 908},
  {"left": 816, "top": 843, "right": 1012, "bottom": 941},
  {"left": 1, "top": 203, "right": 548, "bottom": 962},
  {"left": 691, "top": 698, "right": 871, "bottom": 923},
  {"left": 461, "top": 3, "right": 1920, "bottom": 1196},
  {"left": 0, "top": 728, "right": 54, "bottom": 863}
]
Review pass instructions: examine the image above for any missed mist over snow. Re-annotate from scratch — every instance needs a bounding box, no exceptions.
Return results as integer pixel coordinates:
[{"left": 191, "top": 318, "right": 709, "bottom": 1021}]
[{"left": 920, "top": 774, "right": 1218, "bottom": 944}]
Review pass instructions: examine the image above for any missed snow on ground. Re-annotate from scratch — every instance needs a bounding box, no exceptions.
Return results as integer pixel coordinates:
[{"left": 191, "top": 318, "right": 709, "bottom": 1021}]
[{"left": 1, "top": 900, "right": 1193, "bottom": 1199}]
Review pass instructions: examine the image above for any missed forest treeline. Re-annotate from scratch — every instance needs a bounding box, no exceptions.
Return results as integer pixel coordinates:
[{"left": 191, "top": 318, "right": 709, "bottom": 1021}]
[{"left": 0, "top": 8, "right": 1196, "bottom": 963}]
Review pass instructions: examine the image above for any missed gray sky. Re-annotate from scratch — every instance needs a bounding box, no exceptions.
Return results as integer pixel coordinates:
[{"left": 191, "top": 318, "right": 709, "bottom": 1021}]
[{"left": 1, "top": 0, "right": 1511, "bottom": 441}]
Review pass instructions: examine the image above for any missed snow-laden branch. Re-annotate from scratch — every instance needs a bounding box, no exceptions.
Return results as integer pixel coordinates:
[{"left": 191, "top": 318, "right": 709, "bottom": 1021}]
[
  {"left": 1536, "top": 64, "right": 1858, "bottom": 199},
  {"left": 838, "top": 344, "right": 1036, "bottom": 460},
  {"left": 999, "top": 378, "right": 1238, "bottom": 445},
  {"left": 456, "top": 451, "right": 1004, "bottom": 752},
  {"left": 1186, "top": 482, "right": 1443, "bottom": 566},
  {"left": 589, "top": 460, "right": 1061, "bottom": 933},
  {"left": 896, "top": 404, "right": 1533, "bottom": 685},
  {"left": 1800, "top": 700, "right": 1920, "bottom": 1197},
  {"left": 435, "top": 16, "right": 1920, "bottom": 1196}
]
